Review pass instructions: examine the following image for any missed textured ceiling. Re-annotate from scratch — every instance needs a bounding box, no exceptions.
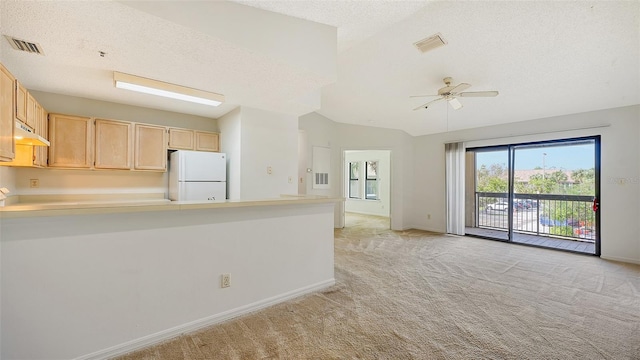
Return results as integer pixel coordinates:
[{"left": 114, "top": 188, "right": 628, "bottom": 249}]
[{"left": 1, "top": 1, "right": 638, "bottom": 136}]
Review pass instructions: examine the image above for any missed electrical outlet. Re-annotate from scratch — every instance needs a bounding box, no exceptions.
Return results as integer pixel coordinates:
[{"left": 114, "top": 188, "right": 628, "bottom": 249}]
[
  {"left": 267, "top": 166, "right": 273, "bottom": 175},
  {"left": 427, "top": 214, "right": 431, "bottom": 220},
  {"left": 288, "top": 176, "right": 293, "bottom": 183},
  {"left": 221, "top": 273, "right": 231, "bottom": 288},
  {"left": 29, "top": 179, "right": 39, "bottom": 188}
]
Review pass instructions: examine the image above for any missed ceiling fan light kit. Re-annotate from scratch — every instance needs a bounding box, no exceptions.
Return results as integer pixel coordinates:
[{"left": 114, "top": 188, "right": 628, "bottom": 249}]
[{"left": 411, "top": 77, "right": 498, "bottom": 110}]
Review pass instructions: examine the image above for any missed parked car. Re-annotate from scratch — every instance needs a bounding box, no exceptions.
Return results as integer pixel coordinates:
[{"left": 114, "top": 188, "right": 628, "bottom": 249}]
[{"left": 486, "top": 201, "right": 524, "bottom": 211}]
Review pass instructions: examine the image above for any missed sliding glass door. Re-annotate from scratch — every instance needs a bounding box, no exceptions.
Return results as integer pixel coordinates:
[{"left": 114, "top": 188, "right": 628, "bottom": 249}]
[
  {"left": 467, "top": 147, "right": 511, "bottom": 241},
  {"left": 465, "top": 137, "right": 600, "bottom": 255}
]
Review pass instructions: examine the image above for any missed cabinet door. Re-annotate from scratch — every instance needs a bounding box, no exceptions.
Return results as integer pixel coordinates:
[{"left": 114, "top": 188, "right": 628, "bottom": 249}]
[
  {"left": 95, "top": 119, "right": 132, "bottom": 169},
  {"left": 34, "top": 106, "right": 49, "bottom": 167},
  {"left": 25, "top": 92, "right": 36, "bottom": 129},
  {"left": 134, "top": 123, "right": 166, "bottom": 171},
  {"left": 48, "top": 114, "right": 92, "bottom": 168},
  {"left": 0, "top": 64, "right": 15, "bottom": 161},
  {"left": 168, "top": 128, "right": 194, "bottom": 150},
  {"left": 195, "top": 131, "right": 219, "bottom": 152},
  {"left": 33, "top": 102, "right": 44, "bottom": 166},
  {"left": 15, "top": 80, "right": 27, "bottom": 122}
]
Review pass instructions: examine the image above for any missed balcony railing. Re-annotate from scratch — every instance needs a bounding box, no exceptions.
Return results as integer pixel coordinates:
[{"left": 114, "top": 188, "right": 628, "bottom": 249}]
[{"left": 475, "top": 192, "right": 596, "bottom": 242}]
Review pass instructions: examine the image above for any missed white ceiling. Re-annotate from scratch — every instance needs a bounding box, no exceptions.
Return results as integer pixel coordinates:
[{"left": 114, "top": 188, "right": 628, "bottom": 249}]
[{"left": 1, "top": 1, "right": 638, "bottom": 136}]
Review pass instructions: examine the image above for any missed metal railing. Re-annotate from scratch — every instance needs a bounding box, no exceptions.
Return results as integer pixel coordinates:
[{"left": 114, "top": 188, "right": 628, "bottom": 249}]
[{"left": 475, "top": 192, "right": 596, "bottom": 242}]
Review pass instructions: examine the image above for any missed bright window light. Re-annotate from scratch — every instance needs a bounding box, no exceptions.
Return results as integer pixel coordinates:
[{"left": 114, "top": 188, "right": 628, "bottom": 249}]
[{"left": 113, "top": 72, "right": 224, "bottom": 107}]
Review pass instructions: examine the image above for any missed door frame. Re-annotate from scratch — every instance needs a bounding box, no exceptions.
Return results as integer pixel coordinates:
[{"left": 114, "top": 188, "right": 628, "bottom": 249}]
[{"left": 467, "top": 135, "right": 601, "bottom": 256}]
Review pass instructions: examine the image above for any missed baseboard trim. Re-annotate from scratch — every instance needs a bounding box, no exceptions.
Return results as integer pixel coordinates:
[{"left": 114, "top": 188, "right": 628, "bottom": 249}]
[
  {"left": 74, "top": 278, "right": 336, "bottom": 360},
  {"left": 601, "top": 255, "right": 640, "bottom": 265},
  {"left": 406, "top": 224, "right": 444, "bottom": 233}
]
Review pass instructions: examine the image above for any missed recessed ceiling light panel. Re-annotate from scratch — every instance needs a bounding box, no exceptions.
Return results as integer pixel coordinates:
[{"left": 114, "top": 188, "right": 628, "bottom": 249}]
[
  {"left": 413, "top": 33, "right": 447, "bottom": 53},
  {"left": 113, "top": 72, "right": 224, "bottom": 107}
]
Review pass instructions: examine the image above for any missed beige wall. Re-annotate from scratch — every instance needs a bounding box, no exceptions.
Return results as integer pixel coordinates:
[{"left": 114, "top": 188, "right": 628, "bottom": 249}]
[{"left": 411, "top": 105, "right": 640, "bottom": 264}]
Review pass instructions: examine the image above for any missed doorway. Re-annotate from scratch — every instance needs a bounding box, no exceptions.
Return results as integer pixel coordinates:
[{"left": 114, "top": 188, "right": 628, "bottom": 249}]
[
  {"left": 465, "top": 137, "right": 600, "bottom": 255},
  {"left": 343, "top": 150, "right": 391, "bottom": 229}
]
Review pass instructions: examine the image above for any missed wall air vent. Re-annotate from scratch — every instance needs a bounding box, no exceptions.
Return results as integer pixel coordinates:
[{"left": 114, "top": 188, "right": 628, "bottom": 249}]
[
  {"left": 4, "top": 35, "right": 44, "bottom": 55},
  {"left": 413, "top": 33, "right": 447, "bottom": 53}
]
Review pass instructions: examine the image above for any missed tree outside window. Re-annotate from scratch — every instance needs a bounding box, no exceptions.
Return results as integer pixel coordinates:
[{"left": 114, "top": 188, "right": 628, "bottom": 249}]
[
  {"left": 365, "top": 161, "right": 378, "bottom": 200},
  {"left": 349, "top": 162, "right": 360, "bottom": 199}
]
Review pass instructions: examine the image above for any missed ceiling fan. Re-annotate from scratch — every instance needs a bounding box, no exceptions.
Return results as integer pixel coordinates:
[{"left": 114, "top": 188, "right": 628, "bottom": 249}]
[{"left": 411, "top": 77, "right": 498, "bottom": 111}]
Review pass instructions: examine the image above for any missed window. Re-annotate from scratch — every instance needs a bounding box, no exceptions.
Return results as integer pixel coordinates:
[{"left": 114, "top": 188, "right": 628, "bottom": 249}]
[
  {"left": 349, "top": 162, "right": 361, "bottom": 199},
  {"left": 365, "top": 161, "right": 378, "bottom": 200}
]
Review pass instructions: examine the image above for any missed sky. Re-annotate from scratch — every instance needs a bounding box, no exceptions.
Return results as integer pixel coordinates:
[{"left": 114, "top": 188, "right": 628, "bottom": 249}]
[{"left": 475, "top": 143, "right": 595, "bottom": 171}]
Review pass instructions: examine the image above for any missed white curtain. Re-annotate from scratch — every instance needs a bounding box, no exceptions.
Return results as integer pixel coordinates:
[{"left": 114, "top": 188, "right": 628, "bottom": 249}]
[{"left": 445, "top": 142, "right": 465, "bottom": 235}]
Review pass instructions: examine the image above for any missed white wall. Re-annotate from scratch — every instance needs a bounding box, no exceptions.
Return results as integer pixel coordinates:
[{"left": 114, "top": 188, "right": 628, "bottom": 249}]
[
  {"left": 239, "top": 107, "right": 299, "bottom": 200},
  {"left": 218, "top": 108, "right": 242, "bottom": 200},
  {"left": 0, "top": 167, "right": 16, "bottom": 195},
  {"left": 14, "top": 168, "right": 167, "bottom": 196},
  {"left": 299, "top": 112, "right": 414, "bottom": 230},
  {"left": 344, "top": 150, "right": 390, "bottom": 217},
  {"left": 219, "top": 106, "right": 299, "bottom": 200},
  {"left": 1, "top": 203, "right": 335, "bottom": 359},
  {"left": 411, "top": 105, "right": 640, "bottom": 264}
]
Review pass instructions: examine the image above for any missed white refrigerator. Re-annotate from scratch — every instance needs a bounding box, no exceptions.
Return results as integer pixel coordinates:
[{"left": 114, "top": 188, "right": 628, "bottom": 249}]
[{"left": 169, "top": 150, "right": 227, "bottom": 201}]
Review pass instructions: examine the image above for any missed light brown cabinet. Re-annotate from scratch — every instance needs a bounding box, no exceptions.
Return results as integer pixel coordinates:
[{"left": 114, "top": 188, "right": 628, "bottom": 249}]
[
  {"left": 25, "top": 92, "right": 37, "bottom": 129},
  {"left": 134, "top": 123, "right": 166, "bottom": 171},
  {"left": 195, "top": 131, "right": 219, "bottom": 152},
  {"left": 15, "top": 80, "right": 27, "bottom": 123},
  {"left": 0, "top": 64, "right": 15, "bottom": 161},
  {"left": 168, "top": 127, "right": 194, "bottom": 150},
  {"left": 33, "top": 103, "right": 48, "bottom": 167},
  {"left": 95, "top": 119, "right": 132, "bottom": 170},
  {"left": 48, "top": 114, "right": 93, "bottom": 168}
]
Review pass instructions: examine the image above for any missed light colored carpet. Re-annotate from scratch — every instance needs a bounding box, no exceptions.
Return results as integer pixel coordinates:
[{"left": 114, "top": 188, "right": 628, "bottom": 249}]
[{"left": 117, "top": 213, "right": 640, "bottom": 359}]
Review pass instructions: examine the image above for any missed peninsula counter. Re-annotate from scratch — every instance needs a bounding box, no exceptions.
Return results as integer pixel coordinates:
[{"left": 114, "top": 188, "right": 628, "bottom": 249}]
[{"left": 1, "top": 195, "right": 341, "bottom": 360}]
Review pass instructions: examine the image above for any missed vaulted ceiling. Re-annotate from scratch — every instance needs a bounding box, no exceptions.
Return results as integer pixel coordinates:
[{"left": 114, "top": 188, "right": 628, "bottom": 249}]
[{"left": 1, "top": 1, "right": 638, "bottom": 136}]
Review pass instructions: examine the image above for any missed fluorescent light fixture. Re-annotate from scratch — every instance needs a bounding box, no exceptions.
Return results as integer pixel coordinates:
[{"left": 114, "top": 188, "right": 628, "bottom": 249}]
[{"left": 113, "top": 72, "right": 224, "bottom": 107}]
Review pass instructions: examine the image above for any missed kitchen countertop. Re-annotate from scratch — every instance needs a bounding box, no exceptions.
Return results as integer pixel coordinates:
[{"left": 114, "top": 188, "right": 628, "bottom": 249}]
[{"left": 0, "top": 195, "right": 342, "bottom": 218}]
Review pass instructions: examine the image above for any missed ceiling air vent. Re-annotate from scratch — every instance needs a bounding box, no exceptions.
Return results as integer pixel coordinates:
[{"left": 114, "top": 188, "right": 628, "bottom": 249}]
[
  {"left": 4, "top": 35, "right": 44, "bottom": 55},
  {"left": 413, "top": 33, "right": 447, "bottom": 53}
]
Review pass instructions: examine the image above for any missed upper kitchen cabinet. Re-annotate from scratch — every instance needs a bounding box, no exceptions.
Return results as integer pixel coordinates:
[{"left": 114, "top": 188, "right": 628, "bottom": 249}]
[
  {"left": 195, "top": 131, "right": 219, "bottom": 152},
  {"left": 25, "top": 92, "right": 37, "bottom": 129},
  {"left": 15, "top": 80, "right": 27, "bottom": 123},
  {"left": 0, "top": 63, "right": 15, "bottom": 161},
  {"left": 95, "top": 119, "right": 132, "bottom": 170},
  {"left": 48, "top": 114, "right": 93, "bottom": 168},
  {"left": 134, "top": 123, "right": 166, "bottom": 171},
  {"left": 33, "top": 103, "right": 48, "bottom": 167},
  {"left": 168, "top": 127, "right": 194, "bottom": 150}
]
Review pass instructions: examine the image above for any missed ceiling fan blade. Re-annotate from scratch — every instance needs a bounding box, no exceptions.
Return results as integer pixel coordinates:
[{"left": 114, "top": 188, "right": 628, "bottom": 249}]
[
  {"left": 409, "top": 94, "right": 440, "bottom": 98},
  {"left": 449, "top": 83, "right": 471, "bottom": 94},
  {"left": 448, "top": 97, "right": 463, "bottom": 110},
  {"left": 458, "top": 91, "right": 499, "bottom": 97},
  {"left": 413, "top": 97, "right": 444, "bottom": 111}
]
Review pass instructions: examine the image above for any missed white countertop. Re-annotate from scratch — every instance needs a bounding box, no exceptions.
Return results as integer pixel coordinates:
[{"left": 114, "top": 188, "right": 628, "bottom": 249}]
[{"left": 0, "top": 195, "right": 342, "bottom": 218}]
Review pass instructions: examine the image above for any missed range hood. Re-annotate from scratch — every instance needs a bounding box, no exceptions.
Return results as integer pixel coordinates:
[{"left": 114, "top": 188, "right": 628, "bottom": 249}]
[{"left": 15, "top": 121, "right": 49, "bottom": 146}]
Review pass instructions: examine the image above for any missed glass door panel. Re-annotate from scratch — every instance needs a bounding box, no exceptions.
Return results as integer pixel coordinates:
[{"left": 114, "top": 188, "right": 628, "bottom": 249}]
[
  {"left": 466, "top": 148, "right": 511, "bottom": 241},
  {"left": 512, "top": 140, "right": 597, "bottom": 254}
]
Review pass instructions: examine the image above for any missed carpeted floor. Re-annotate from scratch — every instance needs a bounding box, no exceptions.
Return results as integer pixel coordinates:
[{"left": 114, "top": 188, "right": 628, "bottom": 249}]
[{"left": 117, "top": 213, "right": 640, "bottom": 359}]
